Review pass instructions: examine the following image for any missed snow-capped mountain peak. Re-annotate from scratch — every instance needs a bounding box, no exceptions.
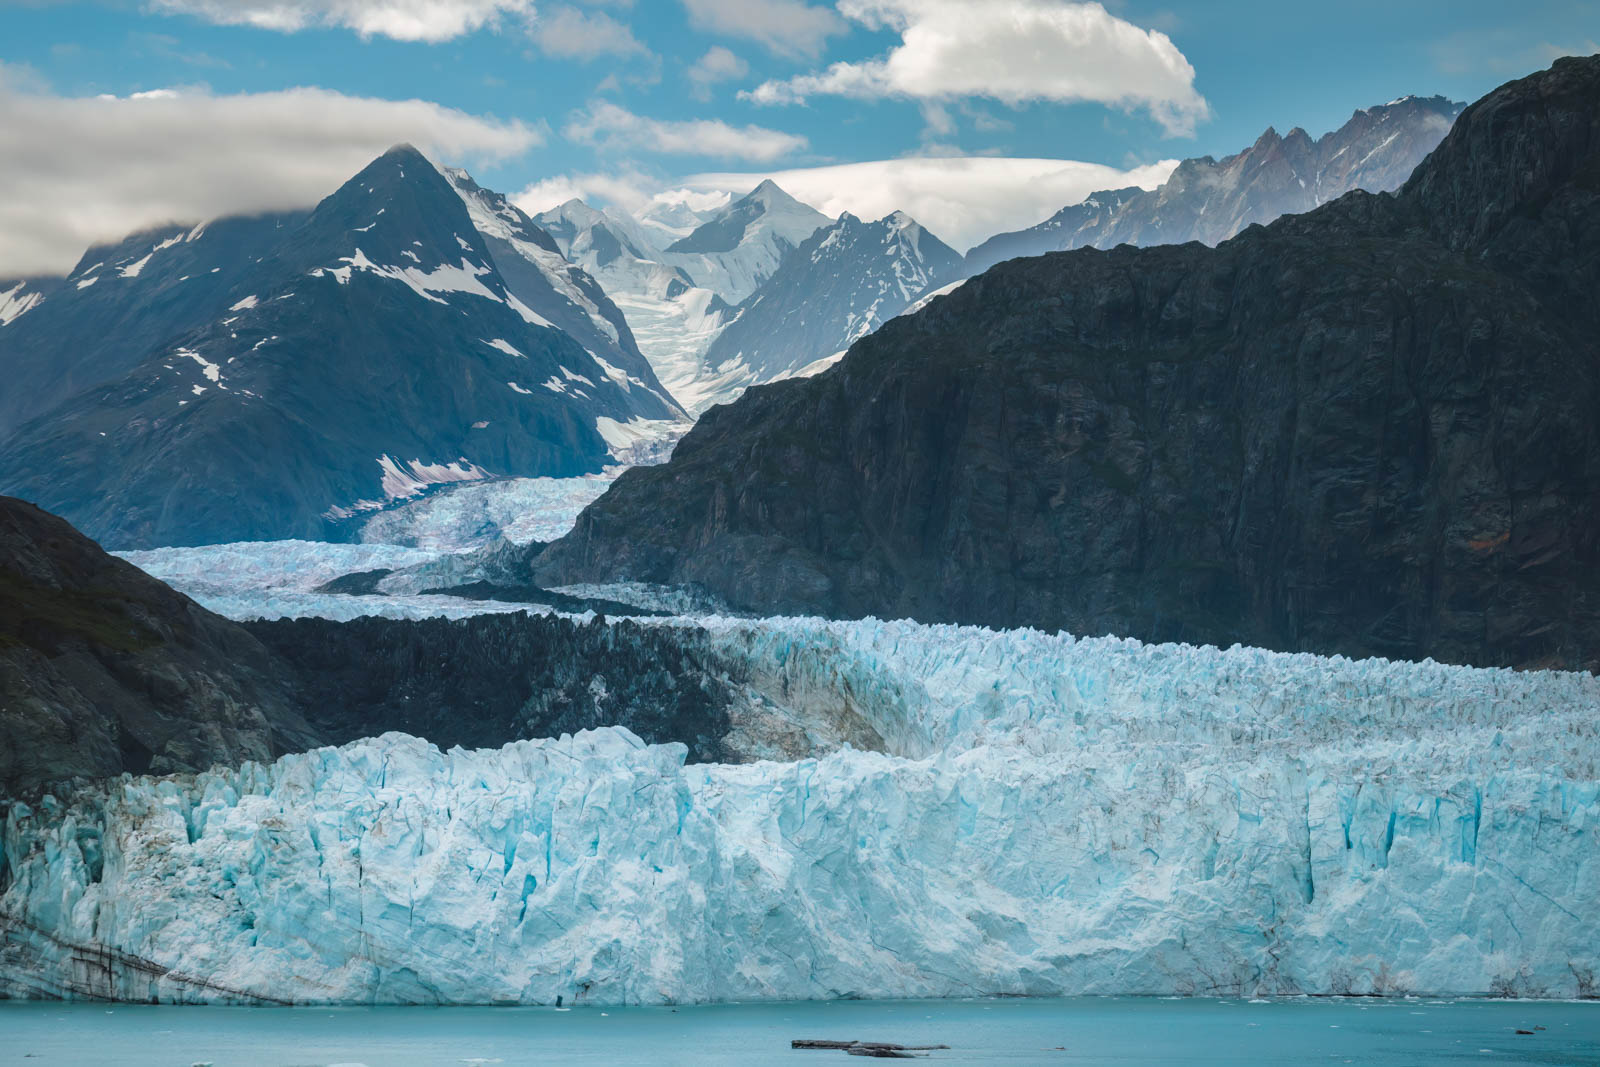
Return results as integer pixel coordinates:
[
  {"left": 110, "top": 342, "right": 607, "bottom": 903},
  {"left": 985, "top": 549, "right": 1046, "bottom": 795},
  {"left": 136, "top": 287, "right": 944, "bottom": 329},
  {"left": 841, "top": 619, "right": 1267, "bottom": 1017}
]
[
  {"left": 0, "top": 146, "right": 686, "bottom": 546},
  {"left": 701, "top": 207, "right": 964, "bottom": 389}
]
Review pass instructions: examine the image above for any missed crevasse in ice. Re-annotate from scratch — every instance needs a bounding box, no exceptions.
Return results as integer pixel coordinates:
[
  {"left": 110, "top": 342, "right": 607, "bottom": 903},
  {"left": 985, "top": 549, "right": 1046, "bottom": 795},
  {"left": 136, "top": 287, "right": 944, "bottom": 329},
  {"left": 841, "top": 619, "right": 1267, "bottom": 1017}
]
[{"left": 3, "top": 617, "right": 1597, "bottom": 1004}]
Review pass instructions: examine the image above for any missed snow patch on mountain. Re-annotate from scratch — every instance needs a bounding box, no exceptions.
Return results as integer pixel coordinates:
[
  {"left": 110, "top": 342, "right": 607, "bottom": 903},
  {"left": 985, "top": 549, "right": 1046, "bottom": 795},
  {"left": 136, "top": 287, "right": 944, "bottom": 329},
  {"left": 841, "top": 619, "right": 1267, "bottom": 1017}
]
[
  {"left": 481, "top": 337, "right": 522, "bottom": 358},
  {"left": 0, "top": 282, "right": 47, "bottom": 326},
  {"left": 377, "top": 455, "right": 492, "bottom": 500},
  {"left": 312, "top": 248, "right": 500, "bottom": 305}
]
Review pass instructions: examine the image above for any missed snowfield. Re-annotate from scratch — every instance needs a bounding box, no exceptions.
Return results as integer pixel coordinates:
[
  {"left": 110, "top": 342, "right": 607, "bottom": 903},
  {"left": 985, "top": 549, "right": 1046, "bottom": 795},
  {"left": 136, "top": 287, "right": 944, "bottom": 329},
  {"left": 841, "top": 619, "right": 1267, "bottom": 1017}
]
[{"left": 3, "top": 614, "right": 1597, "bottom": 1005}]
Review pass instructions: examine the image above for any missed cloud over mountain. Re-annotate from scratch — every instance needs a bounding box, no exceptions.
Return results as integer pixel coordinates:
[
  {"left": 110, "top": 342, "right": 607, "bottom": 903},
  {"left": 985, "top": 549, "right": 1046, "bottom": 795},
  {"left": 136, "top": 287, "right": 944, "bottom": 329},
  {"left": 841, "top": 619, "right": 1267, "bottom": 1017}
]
[{"left": 0, "top": 75, "right": 541, "bottom": 275}]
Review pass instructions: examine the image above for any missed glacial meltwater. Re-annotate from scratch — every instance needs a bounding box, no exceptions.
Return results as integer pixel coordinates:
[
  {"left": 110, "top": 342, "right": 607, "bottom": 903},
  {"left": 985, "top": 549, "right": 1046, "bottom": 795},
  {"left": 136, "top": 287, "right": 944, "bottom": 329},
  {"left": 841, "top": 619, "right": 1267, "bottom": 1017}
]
[{"left": 1, "top": 998, "right": 1596, "bottom": 1066}]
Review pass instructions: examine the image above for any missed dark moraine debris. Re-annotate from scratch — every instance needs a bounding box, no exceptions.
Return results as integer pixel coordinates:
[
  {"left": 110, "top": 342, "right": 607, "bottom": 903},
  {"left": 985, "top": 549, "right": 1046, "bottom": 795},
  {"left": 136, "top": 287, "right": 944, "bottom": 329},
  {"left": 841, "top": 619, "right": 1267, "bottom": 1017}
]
[
  {"left": 314, "top": 568, "right": 393, "bottom": 596},
  {"left": 244, "top": 611, "right": 744, "bottom": 762},
  {"left": 416, "top": 581, "right": 670, "bottom": 617}
]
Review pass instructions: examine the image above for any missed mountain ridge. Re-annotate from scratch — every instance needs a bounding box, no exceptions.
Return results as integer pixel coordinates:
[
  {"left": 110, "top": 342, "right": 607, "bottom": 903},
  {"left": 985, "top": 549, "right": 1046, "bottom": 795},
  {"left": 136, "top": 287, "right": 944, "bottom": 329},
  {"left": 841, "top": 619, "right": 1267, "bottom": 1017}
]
[
  {"left": 967, "top": 94, "right": 1464, "bottom": 272},
  {"left": 534, "top": 56, "right": 1600, "bottom": 671}
]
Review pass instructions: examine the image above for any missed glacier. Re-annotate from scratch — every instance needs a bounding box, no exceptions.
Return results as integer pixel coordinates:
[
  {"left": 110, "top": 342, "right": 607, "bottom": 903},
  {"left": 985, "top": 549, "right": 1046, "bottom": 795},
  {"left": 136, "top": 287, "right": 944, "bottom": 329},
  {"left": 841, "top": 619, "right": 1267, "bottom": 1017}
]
[
  {"left": 3, "top": 615, "right": 1597, "bottom": 1005},
  {"left": 357, "top": 471, "right": 622, "bottom": 551},
  {"left": 111, "top": 540, "right": 534, "bottom": 622}
]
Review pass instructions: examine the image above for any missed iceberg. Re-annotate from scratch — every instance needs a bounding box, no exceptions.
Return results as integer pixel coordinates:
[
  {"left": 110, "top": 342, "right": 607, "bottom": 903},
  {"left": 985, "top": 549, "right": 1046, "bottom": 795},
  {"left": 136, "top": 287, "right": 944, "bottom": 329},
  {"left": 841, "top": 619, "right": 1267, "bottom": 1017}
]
[{"left": 3, "top": 616, "right": 1597, "bottom": 1004}]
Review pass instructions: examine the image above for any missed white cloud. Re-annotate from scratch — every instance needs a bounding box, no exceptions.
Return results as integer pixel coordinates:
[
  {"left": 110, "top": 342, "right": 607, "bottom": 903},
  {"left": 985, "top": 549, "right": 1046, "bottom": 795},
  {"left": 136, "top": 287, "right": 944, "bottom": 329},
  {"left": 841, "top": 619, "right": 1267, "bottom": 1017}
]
[
  {"left": 681, "top": 155, "right": 1178, "bottom": 252},
  {"left": 745, "top": 0, "right": 1209, "bottom": 137},
  {"left": 687, "top": 46, "right": 749, "bottom": 100},
  {"left": 148, "top": 0, "right": 538, "bottom": 41},
  {"left": 533, "top": 5, "right": 652, "bottom": 59},
  {"left": 0, "top": 76, "right": 542, "bottom": 275},
  {"left": 680, "top": 0, "right": 845, "bottom": 59},
  {"left": 563, "top": 100, "right": 806, "bottom": 161},
  {"left": 511, "top": 168, "right": 662, "bottom": 215}
]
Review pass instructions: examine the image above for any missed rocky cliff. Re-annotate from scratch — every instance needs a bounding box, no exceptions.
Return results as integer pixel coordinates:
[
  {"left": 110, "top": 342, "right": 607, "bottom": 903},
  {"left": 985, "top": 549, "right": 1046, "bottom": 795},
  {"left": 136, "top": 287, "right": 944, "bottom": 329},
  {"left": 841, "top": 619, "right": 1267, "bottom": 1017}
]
[{"left": 536, "top": 57, "right": 1600, "bottom": 670}]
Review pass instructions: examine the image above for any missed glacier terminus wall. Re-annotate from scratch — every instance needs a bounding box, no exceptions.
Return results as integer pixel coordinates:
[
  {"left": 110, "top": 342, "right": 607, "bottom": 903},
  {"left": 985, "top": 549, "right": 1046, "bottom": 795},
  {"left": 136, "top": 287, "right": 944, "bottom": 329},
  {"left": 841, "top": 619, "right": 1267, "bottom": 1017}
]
[{"left": 2, "top": 617, "right": 1598, "bottom": 1004}]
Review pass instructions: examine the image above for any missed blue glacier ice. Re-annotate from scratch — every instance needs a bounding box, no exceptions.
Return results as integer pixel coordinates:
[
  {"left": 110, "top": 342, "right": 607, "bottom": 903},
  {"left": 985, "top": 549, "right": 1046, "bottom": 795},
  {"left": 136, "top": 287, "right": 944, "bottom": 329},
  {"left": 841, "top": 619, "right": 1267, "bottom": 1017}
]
[{"left": 3, "top": 616, "right": 1597, "bottom": 1004}]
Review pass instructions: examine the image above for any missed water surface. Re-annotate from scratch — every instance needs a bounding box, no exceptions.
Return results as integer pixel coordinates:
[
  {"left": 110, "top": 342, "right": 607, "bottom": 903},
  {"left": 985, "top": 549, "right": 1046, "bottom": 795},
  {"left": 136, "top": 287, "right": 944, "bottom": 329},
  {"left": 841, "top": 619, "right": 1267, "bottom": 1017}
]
[{"left": 2, "top": 997, "right": 1596, "bottom": 1065}]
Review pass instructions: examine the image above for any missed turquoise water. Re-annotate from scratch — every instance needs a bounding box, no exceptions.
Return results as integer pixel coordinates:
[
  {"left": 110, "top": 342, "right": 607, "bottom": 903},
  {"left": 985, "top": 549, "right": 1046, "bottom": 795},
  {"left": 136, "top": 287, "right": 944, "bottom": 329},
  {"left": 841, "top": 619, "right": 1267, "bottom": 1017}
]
[{"left": 1, "top": 998, "right": 1596, "bottom": 1065}]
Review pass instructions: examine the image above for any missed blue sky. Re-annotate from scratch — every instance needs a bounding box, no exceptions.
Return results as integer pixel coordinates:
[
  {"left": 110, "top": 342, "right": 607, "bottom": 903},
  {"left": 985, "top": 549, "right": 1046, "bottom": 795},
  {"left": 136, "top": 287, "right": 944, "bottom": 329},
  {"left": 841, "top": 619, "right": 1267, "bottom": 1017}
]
[{"left": 1, "top": 0, "right": 1596, "bottom": 272}]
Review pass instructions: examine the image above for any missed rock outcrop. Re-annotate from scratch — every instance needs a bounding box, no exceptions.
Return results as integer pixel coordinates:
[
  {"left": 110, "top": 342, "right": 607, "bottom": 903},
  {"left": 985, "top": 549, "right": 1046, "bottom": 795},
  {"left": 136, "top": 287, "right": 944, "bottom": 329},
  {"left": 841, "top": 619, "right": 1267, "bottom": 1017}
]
[{"left": 0, "top": 496, "right": 318, "bottom": 795}]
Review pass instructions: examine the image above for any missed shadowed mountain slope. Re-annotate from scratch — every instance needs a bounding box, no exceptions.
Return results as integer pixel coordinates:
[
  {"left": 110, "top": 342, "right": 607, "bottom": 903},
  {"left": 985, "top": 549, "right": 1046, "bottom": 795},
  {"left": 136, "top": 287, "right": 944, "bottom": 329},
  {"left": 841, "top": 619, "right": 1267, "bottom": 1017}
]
[{"left": 536, "top": 57, "right": 1600, "bottom": 671}]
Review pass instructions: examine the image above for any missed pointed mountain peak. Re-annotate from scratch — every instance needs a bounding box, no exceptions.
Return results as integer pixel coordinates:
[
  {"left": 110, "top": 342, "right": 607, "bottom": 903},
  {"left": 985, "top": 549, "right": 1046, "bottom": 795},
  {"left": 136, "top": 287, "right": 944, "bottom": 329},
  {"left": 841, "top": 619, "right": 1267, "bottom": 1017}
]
[
  {"left": 736, "top": 179, "right": 818, "bottom": 216},
  {"left": 381, "top": 142, "right": 433, "bottom": 164},
  {"left": 666, "top": 180, "right": 828, "bottom": 256},
  {"left": 1250, "top": 126, "right": 1282, "bottom": 150}
]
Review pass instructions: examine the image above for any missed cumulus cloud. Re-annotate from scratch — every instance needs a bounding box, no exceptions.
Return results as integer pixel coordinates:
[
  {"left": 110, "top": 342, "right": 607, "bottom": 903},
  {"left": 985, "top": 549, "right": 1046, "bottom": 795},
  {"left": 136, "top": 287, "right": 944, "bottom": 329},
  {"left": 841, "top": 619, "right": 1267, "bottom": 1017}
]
[
  {"left": 681, "top": 155, "right": 1178, "bottom": 252},
  {"left": 532, "top": 5, "right": 652, "bottom": 59},
  {"left": 511, "top": 168, "right": 662, "bottom": 214},
  {"left": 687, "top": 46, "right": 749, "bottom": 100},
  {"left": 745, "top": 0, "right": 1210, "bottom": 137},
  {"left": 145, "top": 0, "right": 536, "bottom": 41},
  {"left": 680, "top": 0, "right": 845, "bottom": 59},
  {"left": 563, "top": 100, "right": 806, "bottom": 161},
  {"left": 0, "top": 76, "right": 542, "bottom": 275}
]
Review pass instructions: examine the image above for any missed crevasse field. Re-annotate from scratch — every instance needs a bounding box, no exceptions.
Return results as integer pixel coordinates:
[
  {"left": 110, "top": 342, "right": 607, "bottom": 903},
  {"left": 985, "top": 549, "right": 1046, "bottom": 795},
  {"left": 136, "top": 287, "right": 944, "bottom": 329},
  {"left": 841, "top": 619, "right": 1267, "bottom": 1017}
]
[{"left": 4, "top": 476, "right": 1596, "bottom": 1007}]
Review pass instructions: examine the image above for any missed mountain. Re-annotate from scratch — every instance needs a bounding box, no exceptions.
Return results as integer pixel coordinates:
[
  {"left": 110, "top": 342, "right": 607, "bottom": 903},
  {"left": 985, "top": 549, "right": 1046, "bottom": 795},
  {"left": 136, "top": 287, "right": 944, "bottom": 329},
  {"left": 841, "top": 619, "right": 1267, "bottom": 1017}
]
[
  {"left": 534, "top": 197, "right": 685, "bottom": 291},
  {"left": 0, "top": 213, "right": 308, "bottom": 440},
  {"left": 702, "top": 210, "right": 966, "bottom": 386},
  {"left": 0, "top": 146, "right": 684, "bottom": 549},
  {"left": 534, "top": 189, "right": 806, "bottom": 415},
  {"left": 662, "top": 179, "right": 832, "bottom": 304},
  {"left": 0, "top": 495, "right": 318, "bottom": 796},
  {"left": 967, "top": 95, "right": 1464, "bottom": 273},
  {"left": 632, "top": 189, "right": 732, "bottom": 248},
  {"left": 534, "top": 57, "right": 1600, "bottom": 671}
]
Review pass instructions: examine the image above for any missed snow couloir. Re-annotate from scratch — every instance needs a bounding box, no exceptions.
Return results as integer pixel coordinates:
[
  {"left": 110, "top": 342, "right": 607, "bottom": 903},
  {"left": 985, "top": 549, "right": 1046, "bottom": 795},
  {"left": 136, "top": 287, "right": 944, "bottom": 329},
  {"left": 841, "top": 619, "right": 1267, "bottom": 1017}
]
[{"left": 2, "top": 617, "right": 1597, "bottom": 1004}]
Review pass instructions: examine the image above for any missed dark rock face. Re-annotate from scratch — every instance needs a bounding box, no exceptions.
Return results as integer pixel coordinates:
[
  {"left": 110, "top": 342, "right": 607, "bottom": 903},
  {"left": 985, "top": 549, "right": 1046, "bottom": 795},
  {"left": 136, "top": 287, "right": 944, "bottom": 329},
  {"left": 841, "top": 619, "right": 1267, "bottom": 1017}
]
[
  {"left": 0, "top": 496, "right": 318, "bottom": 796},
  {"left": 0, "top": 499, "right": 757, "bottom": 795},
  {"left": 245, "top": 613, "right": 740, "bottom": 763},
  {"left": 0, "top": 147, "right": 681, "bottom": 549},
  {"left": 536, "top": 58, "right": 1600, "bottom": 671},
  {"left": 704, "top": 210, "right": 965, "bottom": 382},
  {"left": 966, "top": 96, "right": 1464, "bottom": 273}
]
